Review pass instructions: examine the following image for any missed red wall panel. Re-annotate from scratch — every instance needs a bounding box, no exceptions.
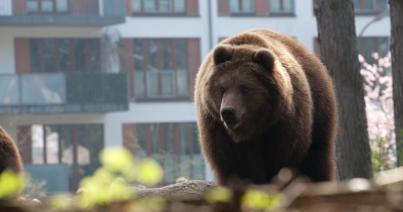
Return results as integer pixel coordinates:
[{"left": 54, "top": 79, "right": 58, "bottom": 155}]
[
  {"left": 218, "top": 0, "right": 230, "bottom": 16},
  {"left": 15, "top": 38, "right": 31, "bottom": 74},
  {"left": 187, "top": 0, "right": 199, "bottom": 16},
  {"left": 187, "top": 39, "right": 200, "bottom": 99},
  {"left": 12, "top": 0, "right": 27, "bottom": 15},
  {"left": 255, "top": 0, "right": 269, "bottom": 16}
]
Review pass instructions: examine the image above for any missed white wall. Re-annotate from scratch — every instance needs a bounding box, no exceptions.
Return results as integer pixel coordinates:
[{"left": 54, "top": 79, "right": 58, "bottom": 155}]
[
  {"left": 356, "top": 17, "right": 390, "bottom": 37},
  {"left": 0, "top": 0, "right": 391, "bottom": 182},
  {"left": 211, "top": 0, "right": 317, "bottom": 51}
]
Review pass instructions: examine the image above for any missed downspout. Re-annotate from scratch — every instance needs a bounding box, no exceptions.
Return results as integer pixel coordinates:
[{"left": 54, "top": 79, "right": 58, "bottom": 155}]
[{"left": 207, "top": 0, "right": 213, "bottom": 49}]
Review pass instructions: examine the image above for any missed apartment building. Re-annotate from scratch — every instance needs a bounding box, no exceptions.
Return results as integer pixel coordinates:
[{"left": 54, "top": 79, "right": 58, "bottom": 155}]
[{"left": 0, "top": 0, "right": 390, "bottom": 193}]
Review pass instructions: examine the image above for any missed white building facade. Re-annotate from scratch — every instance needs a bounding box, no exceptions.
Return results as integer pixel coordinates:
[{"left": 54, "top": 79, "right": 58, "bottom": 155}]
[{"left": 0, "top": 0, "right": 389, "bottom": 192}]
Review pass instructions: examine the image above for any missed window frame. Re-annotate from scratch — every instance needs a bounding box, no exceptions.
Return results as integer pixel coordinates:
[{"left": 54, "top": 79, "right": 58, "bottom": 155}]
[
  {"left": 17, "top": 124, "right": 104, "bottom": 191},
  {"left": 26, "top": 0, "right": 70, "bottom": 14},
  {"left": 357, "top": 36, "right": 390, "bottom": 63},
  {"left": 268, "top": 0, "right": 295, "bottom": 16},
  {"left": 229, "top": 0, "right": 256, "bottom": 16},
  {"left": 131, "top": 0, "right": 188, "bottom": 16},
  {"left": 354, "top": 0, "right": 387, "bottom": 15},
  {"left": 124, "top": 123, "right": 204, "bottom": 184},
  {"left": 29, "top": 38, "right": 101, "bottom": 73},
  {"left": 131, "top": 38, "right": 192, "bottom": 102}
]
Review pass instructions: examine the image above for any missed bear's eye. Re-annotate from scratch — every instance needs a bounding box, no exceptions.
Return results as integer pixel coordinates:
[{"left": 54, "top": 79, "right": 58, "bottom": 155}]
[
  {"left": 239, "top": 86, "right": 249, "bottom": 96},
  {"left": 219, "top": 87, "right": 225, "bottom": 95}
]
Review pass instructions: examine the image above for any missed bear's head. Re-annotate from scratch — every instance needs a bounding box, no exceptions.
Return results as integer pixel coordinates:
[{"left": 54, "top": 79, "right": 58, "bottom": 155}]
[{"left": 205, "top": 44, "right": 294, "bottom": 142}]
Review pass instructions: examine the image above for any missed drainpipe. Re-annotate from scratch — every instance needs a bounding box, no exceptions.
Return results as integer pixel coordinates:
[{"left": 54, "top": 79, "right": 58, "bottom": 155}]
[{"left": 207, "top": 0, "right": 213, "bottom": 49}]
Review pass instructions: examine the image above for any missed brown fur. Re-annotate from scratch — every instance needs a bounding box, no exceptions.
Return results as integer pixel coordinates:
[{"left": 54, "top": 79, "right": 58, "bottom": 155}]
[
  {"left": 0, "top": 127, "right": 24, "bottom": 174},
  {"left": 195, "top": 29, "right": 337, "bottom": 185}
]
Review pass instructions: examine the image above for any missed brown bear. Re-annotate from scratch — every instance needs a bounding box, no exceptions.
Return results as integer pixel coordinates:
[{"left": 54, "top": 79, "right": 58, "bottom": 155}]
[
  {"left": 0, "top": 127, "right": 24, "bottom": 174},
  {"left": 195, "top": 29, "right": 337, "bottom": 185}
]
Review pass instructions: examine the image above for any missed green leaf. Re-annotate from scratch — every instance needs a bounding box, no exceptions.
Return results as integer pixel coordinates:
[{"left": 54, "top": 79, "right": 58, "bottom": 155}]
[
  {"left": 242, "top": 190, "right": 283, "bottom": 211},
  {"left": 100, "top": 148, "right": 135, "bottom": 174},
  {"left": 135, "top": 159, "right": 163, "bottom": 186},
  {"left": 0, "top": 170, "right": 25, "bottom": 199},
  {"left": 206, "top": 187, "right": 232, "bottom": 203},
  {"left": 79, "top": 176, "right": 109, "bottom": 208},
  {"left": 108, "top": 177, "right": 134, "bottom": 202},
  {"left": 78, "top": 168, "right": 134, "bottom": 209}
]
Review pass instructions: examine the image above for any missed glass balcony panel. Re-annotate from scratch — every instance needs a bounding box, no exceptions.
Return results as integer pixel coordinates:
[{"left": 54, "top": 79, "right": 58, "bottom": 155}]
[
  {"left": 0, "top": 75, "right": 19, "bottom": 105},
  {"left": 21, "top": 73, "right": 66, "bottom": 105},
  {"left": 0, "top": 72, "right": 127, "bottom": 113}
]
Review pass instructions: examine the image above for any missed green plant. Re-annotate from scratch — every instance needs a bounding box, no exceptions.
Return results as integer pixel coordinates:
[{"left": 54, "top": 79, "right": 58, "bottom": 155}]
[
  {"left": 242, "top": 190, "right": 283, "bottom": 211},
  {"left": 371, "top": 137, "right": 389, "bottom": 173},
  {"left": 77, "top": 147, "right": 164, "bottom": 209},
  {"left": 0, "top": 170, "right": 25, "bottom": 199}
]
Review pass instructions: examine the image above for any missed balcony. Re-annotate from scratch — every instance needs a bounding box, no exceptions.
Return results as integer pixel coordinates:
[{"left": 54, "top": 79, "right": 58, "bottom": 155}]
[
  {"left": 0, "top": 72, "right": 129, "bottom": 113},
  {"left": 0, "top": 0, "right": 125, "bottom": 26}
]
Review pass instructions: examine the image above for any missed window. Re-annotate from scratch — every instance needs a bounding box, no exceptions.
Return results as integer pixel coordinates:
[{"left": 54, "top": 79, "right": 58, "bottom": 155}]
[
  {"left": 30, "top": 39, "right": 100, "bottom": 73},
  {"left": 314, "top": 36, "right": 389, "bottom": 64},
  {"left": 27, "top": 0, "right": 69, "bottom": 13},
  {"left": 230, "top": 0, "right": 255, "bottom": 14},
  {"left": 218, "top": 0, "right": 294, "bottom": 16},
  {"left": 132, "top": 0, "right": 186, "bottom": 14},
  {"left": 0, "top": 75, "right": 19, "bottom": 105},
  {"left": 123, "top": 123, "right": 204, "bottom": 184},
  {"left": 357, "top": 37, "right": 389, "bottom": 64},
  {"left": 132, "top": 39, "right": 192, "bottom": 100},
  {"left": 354, "top": 0, "right": 387, "bottom": 14},
  {"left": 17, "top": 124, "right": 103, "bottom": 191},
  {"left": 269, "top": 0, "right": 294, "bottom": 15}
]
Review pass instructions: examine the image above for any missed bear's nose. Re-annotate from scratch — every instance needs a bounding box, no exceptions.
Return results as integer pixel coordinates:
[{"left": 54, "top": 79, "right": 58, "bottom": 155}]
[{"left": 220, "top": 108, "right": 237, "bottom": 126}]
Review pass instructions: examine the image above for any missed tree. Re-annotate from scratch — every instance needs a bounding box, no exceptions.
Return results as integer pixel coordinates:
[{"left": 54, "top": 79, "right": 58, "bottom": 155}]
[
  {"left": 314, "top": 0, "right": 372, "bottom": 179},
  {"left": 390, "top": 0, "right": 403, "bottom": 166}
]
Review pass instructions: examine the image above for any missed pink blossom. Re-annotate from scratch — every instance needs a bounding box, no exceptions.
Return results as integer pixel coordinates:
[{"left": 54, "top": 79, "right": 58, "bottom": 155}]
[{"left": 359, "top": 53, "right": 396, "bottom": 171}]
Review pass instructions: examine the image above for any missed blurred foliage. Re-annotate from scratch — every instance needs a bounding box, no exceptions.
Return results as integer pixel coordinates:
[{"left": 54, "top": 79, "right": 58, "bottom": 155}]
[
  {"left": 100, "top": 148, "right": 135, "bottom": 173},
  {"left": 241, "top": 190, "right": 283, "bottom": 211},
  {"left": 0, "top": 170, "right": 25, "bottom": 199},
  {"left": 360, "top": 52, "right": 396, "bottom": 172},
  {"left": 78, "top": 147, "right": 164, "bottom": 209},
  {"left": 206, "top": 187, "right": 232, "bottom": 203},
  {"left": 133, "top": 159, "right": 163, "bottom": 186},
  {"left": 49, "top": 193, "right": 73, "bottom": 210},
  {"left": 22, "top": 178, "right": 47, "bottom": 200},
  {"left": 372, "top": 138, "right": 389, "bottom": 173},
  {"left": 2, "top": 148, "right": 288, "bottom": 212}
]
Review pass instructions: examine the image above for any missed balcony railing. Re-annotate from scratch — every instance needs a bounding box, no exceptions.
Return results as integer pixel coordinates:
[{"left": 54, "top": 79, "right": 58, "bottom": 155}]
[
  {"left": 0, "top": 0, "right": 125, "bottom": 26},
  {"left": 0, "top": 72, "right": 128, "bottom": 113}
]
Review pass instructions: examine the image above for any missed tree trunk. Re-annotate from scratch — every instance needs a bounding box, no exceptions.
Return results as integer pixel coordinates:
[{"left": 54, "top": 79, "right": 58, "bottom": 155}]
[
  {"left": 313, "top": 0, "right": 372, "bottom": 179},
  {"left": 390, "top": 0, "right": 403, "bottom": 166}
]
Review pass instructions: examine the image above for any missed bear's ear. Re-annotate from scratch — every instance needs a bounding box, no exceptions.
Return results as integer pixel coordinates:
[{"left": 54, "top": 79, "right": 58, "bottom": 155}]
[
  {"left": 213, "top": 45, "right": 233, "bottom": 65},
  {"left": 253, "top": 49, "right": 275, "bottom": 72}
]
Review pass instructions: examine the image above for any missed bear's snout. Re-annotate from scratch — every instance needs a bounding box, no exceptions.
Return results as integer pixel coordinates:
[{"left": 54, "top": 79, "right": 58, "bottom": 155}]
[{"left": 220, "top": 107, "right": 237, "bottom": 126}]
